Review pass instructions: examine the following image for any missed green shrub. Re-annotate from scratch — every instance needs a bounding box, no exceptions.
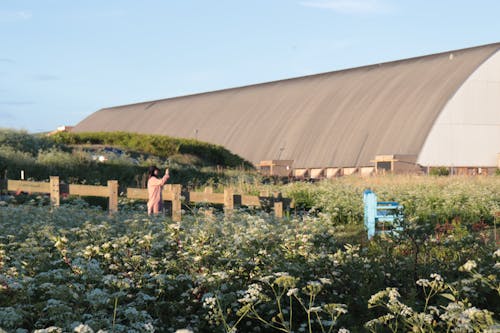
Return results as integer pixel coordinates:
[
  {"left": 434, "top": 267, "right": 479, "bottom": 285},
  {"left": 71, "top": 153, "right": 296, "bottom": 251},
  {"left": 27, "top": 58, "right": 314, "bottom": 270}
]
[
  {"left": 0, "top": 146, "right": 38, "bottom": 178},
  {"left": 0, "top": 128, "right": 58, "bottom": 155},
  {"left": 429, "top": 166, "right": 450, "bottom": 176},
  {"left": 50, "top": 131, "right": 252, "bottom": 168}
]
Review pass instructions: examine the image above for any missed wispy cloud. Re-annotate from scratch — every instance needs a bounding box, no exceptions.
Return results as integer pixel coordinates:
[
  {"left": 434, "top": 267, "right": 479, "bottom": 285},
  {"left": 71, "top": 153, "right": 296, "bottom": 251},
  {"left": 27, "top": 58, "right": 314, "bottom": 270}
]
[
  {"left": 299, "top": 0, "right": 391, "bottom": 14},
  {"left": 33, "top": 74, "right": 60, "bottom": 81},
  {"left": 0, "top": 10, "right": 33, "bottom": 22}
]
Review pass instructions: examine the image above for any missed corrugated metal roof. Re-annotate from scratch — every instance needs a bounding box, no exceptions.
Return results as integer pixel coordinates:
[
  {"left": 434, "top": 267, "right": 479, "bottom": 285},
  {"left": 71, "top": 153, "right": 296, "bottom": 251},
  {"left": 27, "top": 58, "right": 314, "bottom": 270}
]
[{"left": 73, "top": 43, "right": 500, "bottom": 167}]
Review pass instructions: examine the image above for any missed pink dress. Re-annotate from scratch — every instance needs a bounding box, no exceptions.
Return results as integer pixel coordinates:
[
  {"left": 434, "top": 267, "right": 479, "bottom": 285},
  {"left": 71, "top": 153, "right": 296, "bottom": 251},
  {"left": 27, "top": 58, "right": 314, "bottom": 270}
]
[{"left": 147, "top": 174, "right": 169, "bottom": 214}]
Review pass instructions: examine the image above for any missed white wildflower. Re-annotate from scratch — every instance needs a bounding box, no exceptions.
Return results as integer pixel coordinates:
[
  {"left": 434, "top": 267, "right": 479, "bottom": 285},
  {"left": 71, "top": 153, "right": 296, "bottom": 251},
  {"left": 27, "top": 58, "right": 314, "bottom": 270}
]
[
  {"left": 259, "top": 275, "right": 273, "bottom": 284},
  {"left": 319, "top": 277, "right": 332, "bottom": 285},
  {"left": 202, "top": 295, "right": 217, "bottom": 309},
  {"left": 460, "top": 260, "right": 477, "bottom": 272},
  {"left": 399, "top": 303, "right": 413, "bottom": 317},
  {"left": 428, "top": 306, "right": 440, "bottom": 316},
  {"left": 368, "top": 289, "right": 387, "bottom": 306},
  {"left": 33, "top": 328, "right": 62, "bottom": 333},
  {"left": 416, "top": 313, "right": 434, "bottom": 325},
  {"left": 388, "top": 288, "right": 400, "bottom": 301},
  {"left": 287, "top": 288, "right": 299, "bottom": 297},
  {"left": 212, "top": 271, "right": 229, "bottom": 280},
  {"left": 238, "top": 283, "right": 262, "bottom": 303},
  {"left": 416, "top": 279, "right": 430, "bottom": 287},
  {"left": 74, "top": 324, "right": 94, "bottom": 333},
  {"left": 309, "top": 306, "right": 322, "bottom": 313},
  {"left": 430, "top": 273, "right": 443, "bottom": 281}
]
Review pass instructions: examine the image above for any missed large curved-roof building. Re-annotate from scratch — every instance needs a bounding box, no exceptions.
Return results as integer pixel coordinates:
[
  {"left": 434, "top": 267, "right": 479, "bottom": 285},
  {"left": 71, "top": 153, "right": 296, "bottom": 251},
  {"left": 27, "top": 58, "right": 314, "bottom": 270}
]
[{"left": 74, "top": 43, "right": 500, "bottom": 174}]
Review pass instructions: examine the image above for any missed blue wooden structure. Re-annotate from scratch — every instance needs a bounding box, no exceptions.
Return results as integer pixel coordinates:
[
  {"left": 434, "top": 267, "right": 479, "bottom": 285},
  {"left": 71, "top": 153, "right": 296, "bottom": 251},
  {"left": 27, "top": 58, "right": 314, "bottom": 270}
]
[{"left": 363, "top": 189, "right": 403, "bottom": 239}]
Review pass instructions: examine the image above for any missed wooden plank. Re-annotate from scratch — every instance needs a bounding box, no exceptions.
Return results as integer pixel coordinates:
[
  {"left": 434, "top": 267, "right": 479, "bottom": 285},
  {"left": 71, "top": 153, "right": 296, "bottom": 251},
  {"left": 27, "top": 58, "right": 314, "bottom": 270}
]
[
  {"left": 8, "top": 180, "right": 50, "bottom": 193},
  {"left": 127, "top": 187, "right": 175, "bottom": 200},
  {"left": 69, "top": 184, "right": 108, "bottom": 197},
  {"left": 171, "top": 184, "right": 182, "bottom": 222},
  {"left": 189, "top": 191, "right": 225, "bottom": 204},
  {"left": 224, "top": 188, "right": 234, "bottom": 213},
  {"left": 274, "top": 201, "right": 283, "bottom": 219},
  {"left": 241, "top": 195, "right": 261, "bottom": 207},
  {"left": 108, "top": 180, "right": 118, "bottom": 213},
  {"left": 127, "top": 188, "right": 148, "bottom": 200},
  {"left": 161, "top": 189, "right": 175, "bottom": 201},
  {"left": 50, "top": 176, "right": 60, "bottom": 207}
]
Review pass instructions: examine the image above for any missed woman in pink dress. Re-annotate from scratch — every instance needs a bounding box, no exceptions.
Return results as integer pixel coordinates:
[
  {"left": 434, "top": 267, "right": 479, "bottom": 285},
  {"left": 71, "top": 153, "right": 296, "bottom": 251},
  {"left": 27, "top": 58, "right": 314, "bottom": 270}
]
[{"left": 147, "top": 166, "right": 169, "bottom": 215}]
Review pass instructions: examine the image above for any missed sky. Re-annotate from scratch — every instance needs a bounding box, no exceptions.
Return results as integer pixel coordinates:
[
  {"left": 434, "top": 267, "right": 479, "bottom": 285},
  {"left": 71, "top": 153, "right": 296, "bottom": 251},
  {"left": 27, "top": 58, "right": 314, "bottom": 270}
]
[{"left": 1, "top": 0, "right": 499, "bottom": 133}]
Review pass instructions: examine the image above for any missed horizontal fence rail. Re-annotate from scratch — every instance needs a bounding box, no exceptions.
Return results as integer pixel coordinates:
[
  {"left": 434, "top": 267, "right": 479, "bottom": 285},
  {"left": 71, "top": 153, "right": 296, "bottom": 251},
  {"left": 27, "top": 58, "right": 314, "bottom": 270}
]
[{"left": 0, "top": 177, "right": 287, "bottom": 221}]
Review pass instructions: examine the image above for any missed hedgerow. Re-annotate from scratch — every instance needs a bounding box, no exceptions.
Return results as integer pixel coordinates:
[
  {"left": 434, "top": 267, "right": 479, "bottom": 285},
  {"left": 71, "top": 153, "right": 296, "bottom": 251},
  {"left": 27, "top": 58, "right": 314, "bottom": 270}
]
[{"left": 50, "top": 132, "right": 252, "bottom": 168}]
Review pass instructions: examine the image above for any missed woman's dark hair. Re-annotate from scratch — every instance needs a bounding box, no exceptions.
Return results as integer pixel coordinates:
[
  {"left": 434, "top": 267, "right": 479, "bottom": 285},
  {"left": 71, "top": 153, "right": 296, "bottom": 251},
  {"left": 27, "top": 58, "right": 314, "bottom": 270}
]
[{"left": 148, "top": 166, "right": 160, "bottom": 178}]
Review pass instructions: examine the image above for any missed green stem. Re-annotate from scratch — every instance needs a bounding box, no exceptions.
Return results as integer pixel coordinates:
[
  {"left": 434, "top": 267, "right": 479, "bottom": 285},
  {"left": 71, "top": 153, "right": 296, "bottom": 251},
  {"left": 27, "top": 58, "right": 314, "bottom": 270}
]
[
  {"left": 112, "top": 296, "right": 118, "bottom": 333},
  {"left": 308, "top": 293, "right": 313, "bottom": 333},
  {"left": 215, "top": 295, "right": 231, "bottom": 332},
  {"left": 314, "top": 312, "right": 326, "bottom": 333},
  {"left": 249, "top": 309, "right": 290, "bottom": 332}
]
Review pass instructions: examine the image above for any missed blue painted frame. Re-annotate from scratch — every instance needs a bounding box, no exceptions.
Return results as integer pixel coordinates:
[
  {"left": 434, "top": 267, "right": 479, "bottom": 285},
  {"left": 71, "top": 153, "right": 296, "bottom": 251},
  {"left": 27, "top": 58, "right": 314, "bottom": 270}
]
[{"left": 363, "top": 189, "right": 403, "bottom": 239}]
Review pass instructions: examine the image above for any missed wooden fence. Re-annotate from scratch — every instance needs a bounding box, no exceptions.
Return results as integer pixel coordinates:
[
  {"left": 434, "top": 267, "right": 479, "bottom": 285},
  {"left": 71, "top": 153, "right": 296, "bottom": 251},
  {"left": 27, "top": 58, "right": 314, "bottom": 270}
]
[{"left": 0, "top": 177, "right": 287, "bottom": 221}]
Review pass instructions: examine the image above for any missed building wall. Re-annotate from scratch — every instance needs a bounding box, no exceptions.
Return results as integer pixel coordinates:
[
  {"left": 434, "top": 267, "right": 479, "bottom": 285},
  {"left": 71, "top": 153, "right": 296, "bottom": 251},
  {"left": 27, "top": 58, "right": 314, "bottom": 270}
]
[
  {"left": 418, "top": 51, "right": 500, "bottom": 167},
  {"left": 73, "top": 44, "right": 500, "bottom": 169}
]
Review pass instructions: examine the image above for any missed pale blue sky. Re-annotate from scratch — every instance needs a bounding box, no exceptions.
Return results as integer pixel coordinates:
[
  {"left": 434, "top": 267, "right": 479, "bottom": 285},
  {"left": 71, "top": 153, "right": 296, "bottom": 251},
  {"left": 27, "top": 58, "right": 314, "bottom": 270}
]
[{"left": 1, "top": 0, "right": 499, "bottom": 132}]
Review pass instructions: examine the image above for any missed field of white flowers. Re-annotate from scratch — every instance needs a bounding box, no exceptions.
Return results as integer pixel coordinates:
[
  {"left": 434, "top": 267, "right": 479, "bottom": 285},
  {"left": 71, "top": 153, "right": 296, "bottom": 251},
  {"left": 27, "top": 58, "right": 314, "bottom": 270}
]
[{"left": 1, "top": 176, "right": 499, "bottom": 332}]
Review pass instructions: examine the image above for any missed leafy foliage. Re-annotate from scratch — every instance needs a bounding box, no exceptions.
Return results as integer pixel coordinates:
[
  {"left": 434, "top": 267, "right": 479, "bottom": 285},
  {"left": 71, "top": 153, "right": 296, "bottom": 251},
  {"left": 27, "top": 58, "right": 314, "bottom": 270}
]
[
  {"left": 0, "top": 129, "right": 58, "bottom": 156},
  {"left": 0, "top": 129, "right": 257, "bottom": 188},
  {"left": 429, "top": 167, "right": 450, "bottom": 176},
  {"left": 0, "top": 197, "right": 498, "bottom": 332},
  {"left": 50, "top": 131, "right": 252, "bottom": 168},
  {"left": 282, "top": 176, "right": 500, "bottom": 227}
]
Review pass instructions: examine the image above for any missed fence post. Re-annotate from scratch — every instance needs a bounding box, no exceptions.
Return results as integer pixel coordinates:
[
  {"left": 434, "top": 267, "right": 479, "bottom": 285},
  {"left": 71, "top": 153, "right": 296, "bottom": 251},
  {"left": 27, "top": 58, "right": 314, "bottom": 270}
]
[
  {"left": 49, "top": 176, "right": 60, "bottom": 207},
  {"left": 172, "top": 184, "right": 182, "bottom": 222},
  {"left": 273, "top": 192, "right": 283, "bottom": 219},
  {"left": 274, "top": 201, "right": 283, "bottom": 219},
  {"left": 108, "top": 180, "right": 119, "bottom": 213},
  {"left": 224, "top": 188, "right": 234, "bottom": 217}
]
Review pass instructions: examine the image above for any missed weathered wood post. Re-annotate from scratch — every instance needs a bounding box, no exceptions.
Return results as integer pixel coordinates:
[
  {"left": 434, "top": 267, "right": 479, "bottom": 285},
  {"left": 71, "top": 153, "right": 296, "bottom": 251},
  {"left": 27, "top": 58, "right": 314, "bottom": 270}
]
[
  {"left": 49, "top": 176, "right": 60, "bottom": 207},
  {"left": 172, "top": 184, "right": 182, "bottom": 222},
  {"left": 274, "top": 201, "right": 283, "bottom": 219},
  {"left": 273, "top": 192, "right": 283, "bottom": 219},
  {"left": 224, "top": 188, "right": 234, "bottom": 217},
  {"left": 107, "top": 180, "right": 119, "bottom": 213}
]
